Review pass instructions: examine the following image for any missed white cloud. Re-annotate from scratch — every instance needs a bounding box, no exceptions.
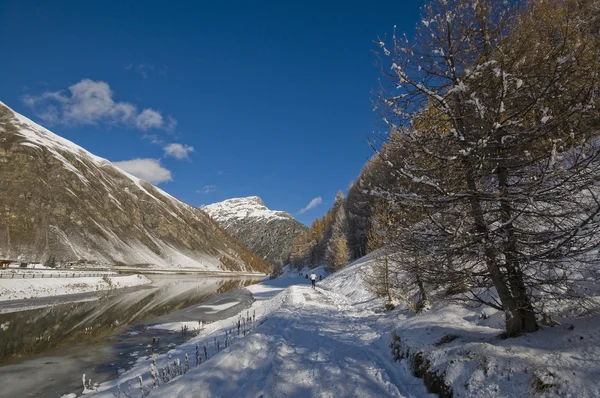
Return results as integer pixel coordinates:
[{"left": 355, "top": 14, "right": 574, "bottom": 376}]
[
  {"left": 298, "top": 197, "right": 323, "bottom": 214},
  {"left": 113, "top": 158, "right": 172, "bottom": 185},
  {"left": 22, "top": 79, "right": 175, "bottom": 131},
  {"left": 164, "top": 143, "right": 194, "bottom": 160},
  {"left": 136, "top": 109, "right": 163, "bottom": 130},
  {"left": 197, "top": 185, "right": 216, "bottom": 194}
]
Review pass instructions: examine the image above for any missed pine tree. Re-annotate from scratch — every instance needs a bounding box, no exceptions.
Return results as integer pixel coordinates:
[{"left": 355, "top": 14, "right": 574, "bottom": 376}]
[{"left": 44, "top": 254, "right": 56, "bottom": 268}]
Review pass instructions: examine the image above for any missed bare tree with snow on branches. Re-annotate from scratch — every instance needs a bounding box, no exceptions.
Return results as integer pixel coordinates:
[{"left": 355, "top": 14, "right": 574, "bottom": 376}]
[{"left": 373, "top": 0, "right": 600, "bottom": 336}]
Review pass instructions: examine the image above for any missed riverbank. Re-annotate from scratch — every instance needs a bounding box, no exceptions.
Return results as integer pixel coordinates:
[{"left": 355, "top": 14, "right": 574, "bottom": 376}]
[
  {"left": 87, "top": 270, "right": 431, "bottom": 398},
  {"left": 0, "top": 276, "right": 261, "bottom": 398},
  {"left": 0, "top": 274, "right": 152, "bottom": 302},
  {"left": 115, "top": 267, "right": 266, "bottom": 277},
  {"left": 83, "top": 258, "right": 600, "bottom": 398}
]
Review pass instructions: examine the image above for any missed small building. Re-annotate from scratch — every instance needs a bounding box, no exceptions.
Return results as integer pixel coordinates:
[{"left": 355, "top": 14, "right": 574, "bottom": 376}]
[
  {"left": 0, "top": 260, "right": 16, "bottom": 268},
  {"left": 27, "top": 262, "right": 48, "bottom": 269}
]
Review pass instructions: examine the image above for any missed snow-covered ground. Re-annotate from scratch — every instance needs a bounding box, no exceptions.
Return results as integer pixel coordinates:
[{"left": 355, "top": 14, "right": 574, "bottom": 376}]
[
  {"left": 0, "top": 274, "right": 152, "bottom": 302},
  {"left": 319, "top": 253, "right": 381, "bottom": 309},
  {"left": 147, "top": 321, "right": 204, "bottom": 332},
  {"left": 322, "top": 256, "right": 600, "bottom": 397},
  {"left": 0, "top": 269, "right": 117, "bottom": 277},
  {"left": 86, "top": 269, "right": 431, "bottom": 398},
  {"left": 79, "top": 258, "right": 600, "bottom": 398},
  {"left": 196, "top": 300, "right": 240, "bottom": 313}
]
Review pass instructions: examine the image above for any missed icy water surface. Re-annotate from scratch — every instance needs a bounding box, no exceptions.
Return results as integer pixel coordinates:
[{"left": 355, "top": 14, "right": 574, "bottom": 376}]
[{"left": 0, "top": 275, "right": 260, "bottom": 397}]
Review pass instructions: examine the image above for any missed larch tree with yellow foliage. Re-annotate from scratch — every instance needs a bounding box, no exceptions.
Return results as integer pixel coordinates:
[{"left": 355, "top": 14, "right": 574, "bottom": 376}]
[{"left": 374, "top": 0, "right": 600, "bottom": 336}]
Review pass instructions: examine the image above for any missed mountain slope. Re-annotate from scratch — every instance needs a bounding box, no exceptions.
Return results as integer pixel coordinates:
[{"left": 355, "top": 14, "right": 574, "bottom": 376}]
[
  {"left": 203, "top": 197, "right": 307, "bottom": 266},
  {"left": 0, "top": 102, "right": 269, "bottom": 273}
]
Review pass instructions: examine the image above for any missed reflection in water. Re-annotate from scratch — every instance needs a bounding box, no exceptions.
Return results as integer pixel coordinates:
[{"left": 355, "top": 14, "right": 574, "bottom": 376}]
[
  {"left": 0, "top": 276, "right": 256, "bottom": 359},
  {"left": 0, "top": 276, "right": 260, "bottom": 398}
]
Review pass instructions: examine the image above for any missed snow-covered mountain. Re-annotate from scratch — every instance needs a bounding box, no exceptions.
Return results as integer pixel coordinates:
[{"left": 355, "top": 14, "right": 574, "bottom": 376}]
[
  {"left": 203, "top": 197, "right": 307, "bottom": 266},
  {"left": 203, "top": 196, "right": 293, "bottom": 224},
  {"left": 0, "top": 102, "right": 269, "bottom": 273}
]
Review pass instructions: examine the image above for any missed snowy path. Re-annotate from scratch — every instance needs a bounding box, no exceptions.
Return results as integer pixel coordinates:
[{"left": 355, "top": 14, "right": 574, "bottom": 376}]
[{"left": 149, "top": 285, "right": 430, "bottom": 398}]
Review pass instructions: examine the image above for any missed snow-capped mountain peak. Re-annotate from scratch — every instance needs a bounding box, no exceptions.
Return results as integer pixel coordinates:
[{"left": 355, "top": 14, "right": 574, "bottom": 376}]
[
  {"left": 202, "top": 196, "right": 294, "bottom": 224},
  {"left": 202, "top": 197, "right": 307, "bottom": 266}
]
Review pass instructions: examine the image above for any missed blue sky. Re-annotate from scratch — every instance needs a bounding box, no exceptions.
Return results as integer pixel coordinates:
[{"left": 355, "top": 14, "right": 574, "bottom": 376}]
[{"left": 0, "top": 0, "right": 422, "bottom": 225}]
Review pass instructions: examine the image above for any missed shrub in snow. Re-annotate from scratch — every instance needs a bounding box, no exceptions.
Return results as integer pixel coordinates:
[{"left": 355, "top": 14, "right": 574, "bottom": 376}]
[
  {"left": 533, "top": 370, "right": 556, "bottom": 393},
  {"left": 175, "top": 358, "right": 182, "bottom": 376},
  {"left": 81, "top": 373, "right": 97, "bottom": 395},
  {"left": 270, "top": 263, "right": 284, "bottom": 279},
  {"left": 390, "top": 330, "right": 402, "bottom": 362},
  {"left": 150, "top": 360, "right": 159, "bottom": 388},
  {"left": 138, "top": 375, "right": 147, "bottom": 397},
  {"left": 102, "top": 275, "right": 114, "bottom": 289},
  {"left": 434, "top": 334, "right": 459, "bottom": 347}
]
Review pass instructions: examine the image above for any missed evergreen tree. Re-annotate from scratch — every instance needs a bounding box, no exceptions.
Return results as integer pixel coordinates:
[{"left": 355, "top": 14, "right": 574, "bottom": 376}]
[{"left": 45, "top": 254, "right": 56, "bottom": 268}]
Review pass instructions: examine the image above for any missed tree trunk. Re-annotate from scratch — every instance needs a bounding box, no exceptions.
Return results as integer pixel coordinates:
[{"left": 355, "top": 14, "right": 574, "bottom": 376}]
[
  {"left": 463, "top": 161, "right": 535, "bottom": 336},
  {"left": 416, "top": 273, "right": 427, "bottom": 303},
  {"left": 384, "top": 254, "right": 393, "bottom": 304},
  {"left": 497, "top": 165, "right": 539, "bottom": 335}
]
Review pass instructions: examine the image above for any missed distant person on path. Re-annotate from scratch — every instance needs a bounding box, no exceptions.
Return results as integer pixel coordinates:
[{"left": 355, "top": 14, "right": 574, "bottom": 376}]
[{"left": 310, "top": 273, "right": 317, "bottom": 289}]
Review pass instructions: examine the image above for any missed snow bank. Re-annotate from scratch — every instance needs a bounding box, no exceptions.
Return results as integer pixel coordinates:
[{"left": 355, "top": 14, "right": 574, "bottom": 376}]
[
  {"left": 246, "top": 266, "right": 312, "bottom": 301},
  {"left": 88, "top": 276, "right": 298, "bottom": 398},
  {"left": 0, "top": 274, "right": 152, "bottom": 302},
  {"left": 387, "top": 300, "right": 600, "bottom": 397},
  {"left": 147, "top": 321, "right": 203, "bottom": 332},
  {"left": 87, "top": 272, "right": 429, "bottom": 398},
  {"left": 0, "top": 269, "right": 117, "bottom": 277},
  {"left": 319, "top": 252, "right": 380, "bottom": 308},
  {"left": 319, "top": 255, "right": 600, "bottom": 397},
  {"left": 196, "top": 301, "right": 239, "bottom": 313}
]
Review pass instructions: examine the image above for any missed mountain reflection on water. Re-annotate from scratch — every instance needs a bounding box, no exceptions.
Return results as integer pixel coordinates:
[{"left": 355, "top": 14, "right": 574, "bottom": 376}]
[{"left": 0, "top": 275, "right": 259, "bottom": 360}]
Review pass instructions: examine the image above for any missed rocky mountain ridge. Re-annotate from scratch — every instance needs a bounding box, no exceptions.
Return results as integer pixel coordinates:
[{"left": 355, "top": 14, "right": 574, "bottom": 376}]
[
  {"left": 0, "top": 102, "right": 269, "bottom": 273},
  {"left": 203, "top": 197, "right": 307, "bottom": 266}
]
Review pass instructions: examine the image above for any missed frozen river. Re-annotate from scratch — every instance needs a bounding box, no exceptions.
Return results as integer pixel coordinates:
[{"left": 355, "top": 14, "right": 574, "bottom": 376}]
[{"left": 0, "top": 274, "right": 261, "bottom": 397}]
